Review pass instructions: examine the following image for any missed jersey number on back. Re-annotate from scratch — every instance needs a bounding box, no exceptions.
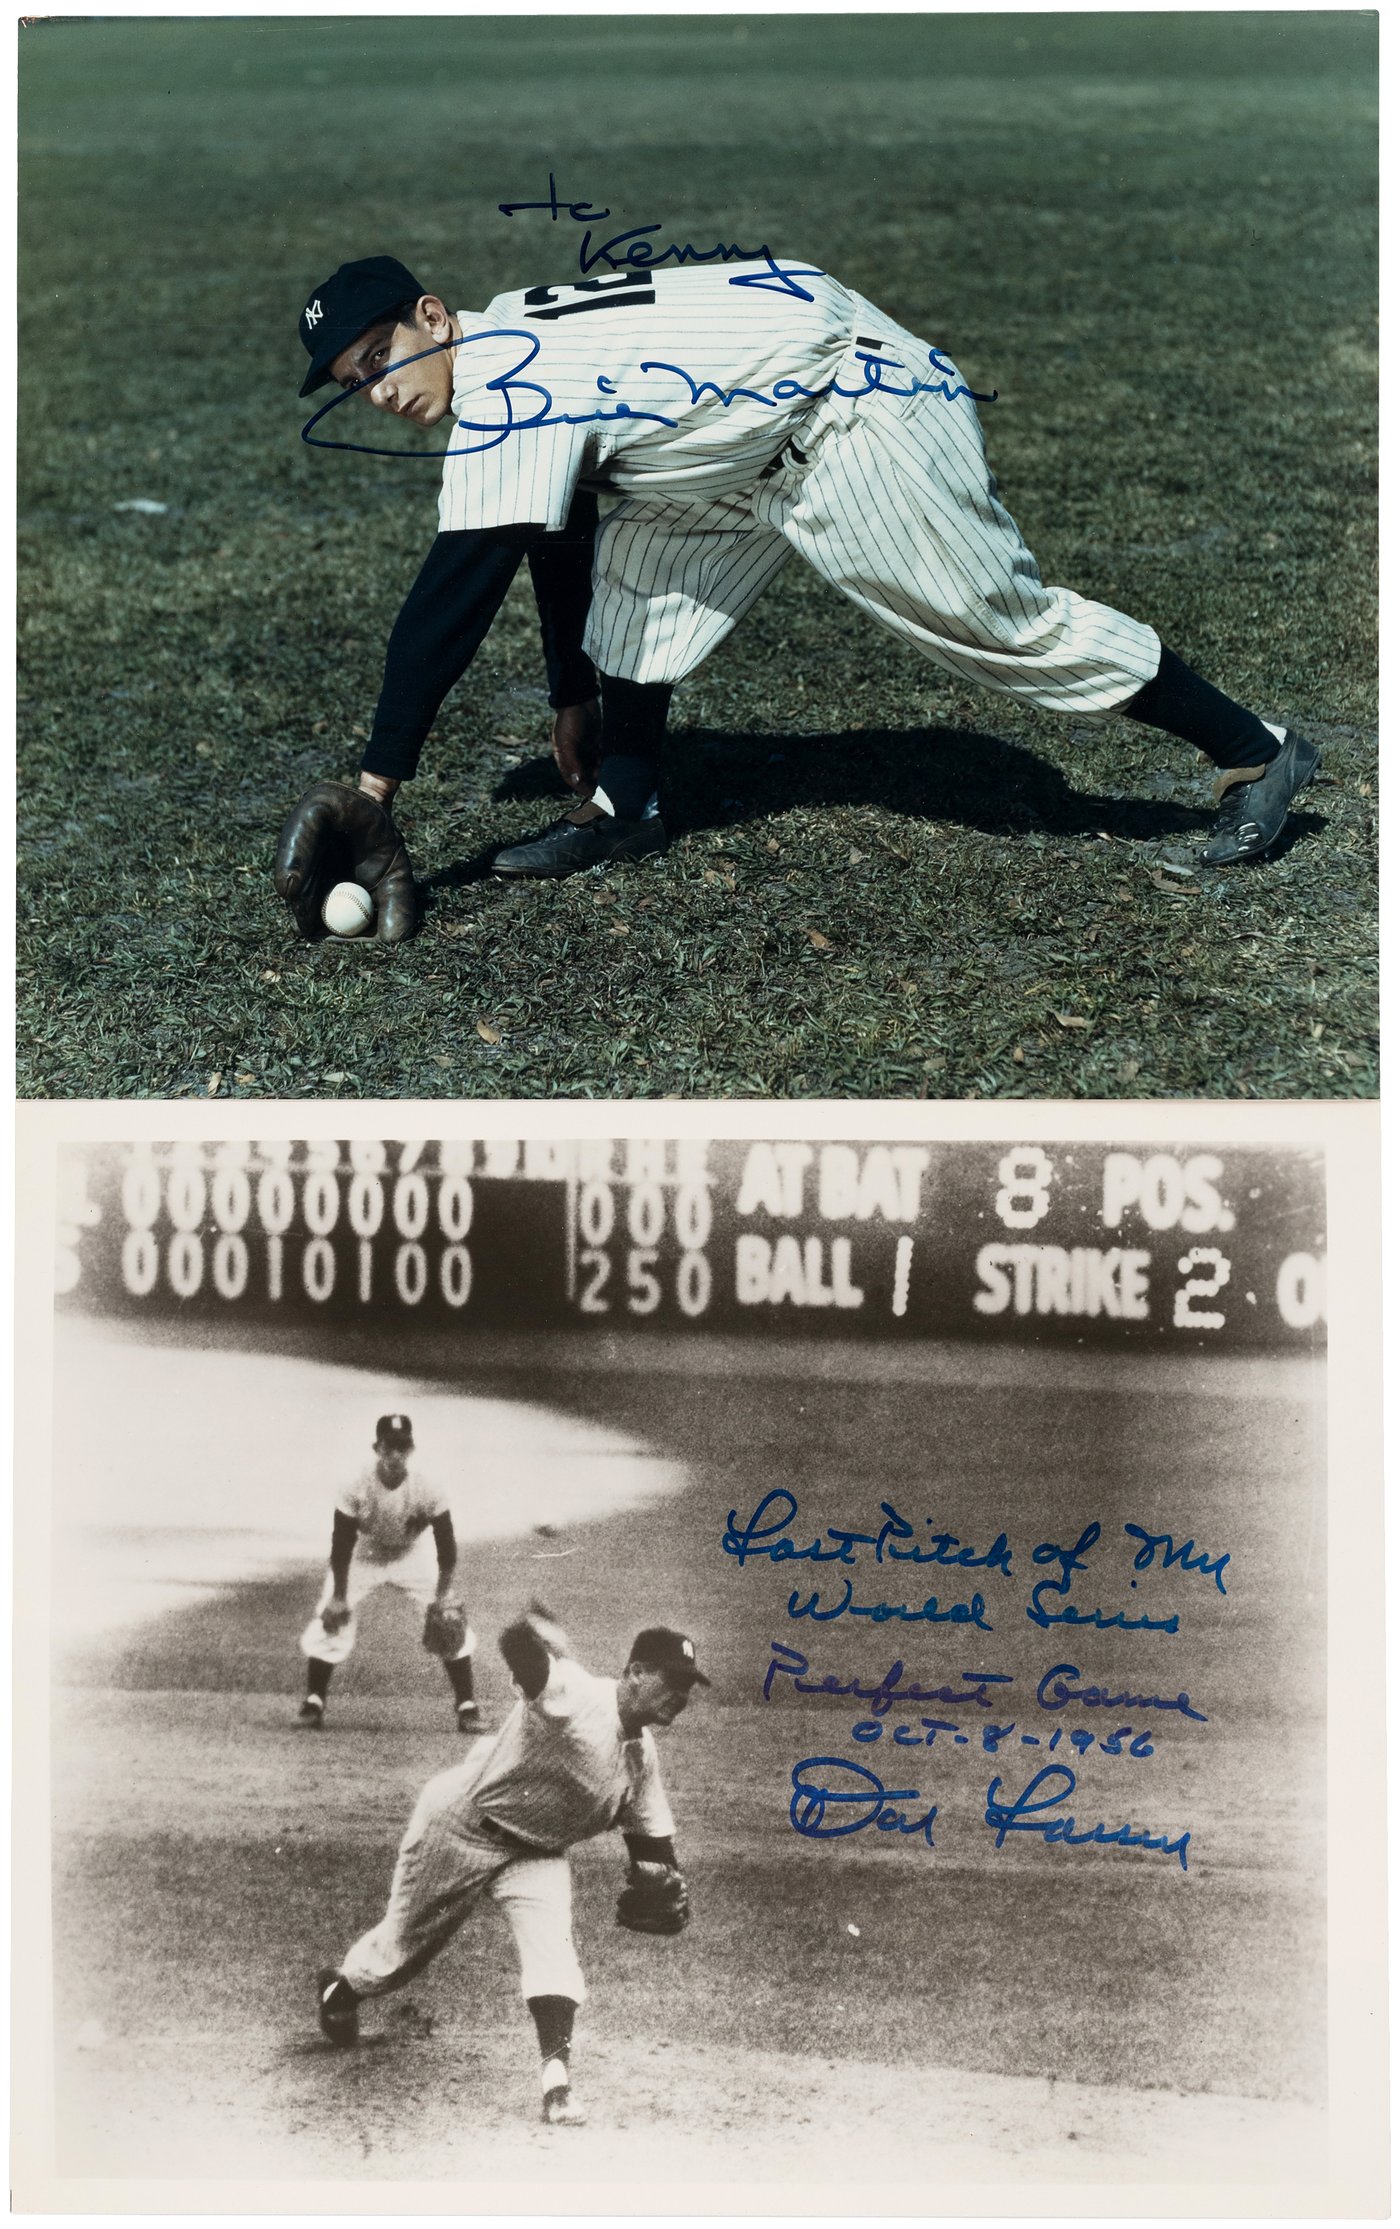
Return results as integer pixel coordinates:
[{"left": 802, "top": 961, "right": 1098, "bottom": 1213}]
[{"left": 523, "top": 278, "right": 657, "bottom": 320}]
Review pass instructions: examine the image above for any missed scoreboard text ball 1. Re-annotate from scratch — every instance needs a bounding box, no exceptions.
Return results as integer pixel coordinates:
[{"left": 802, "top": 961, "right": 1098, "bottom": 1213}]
[{"left": 57, "top": 1139, "right": 1326, "bottom": 1348}]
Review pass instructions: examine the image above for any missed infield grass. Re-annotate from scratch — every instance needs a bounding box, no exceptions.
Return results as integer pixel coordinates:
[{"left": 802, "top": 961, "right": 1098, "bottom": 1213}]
[{"left": 18, "top": 13, "right": 1377, "bottom": 1099}]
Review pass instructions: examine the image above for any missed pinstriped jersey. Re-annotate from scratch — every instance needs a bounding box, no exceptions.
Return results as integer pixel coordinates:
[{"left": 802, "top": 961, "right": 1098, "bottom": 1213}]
[
  {"left": 438, "top": 260, "right": 858, "bottom": 532},
  {"left": 337, "top": 1465, "right": 447, "bottom": 1565},
  {"left": 449, "top": 1655, "right": 675, "bottom": 1852}
]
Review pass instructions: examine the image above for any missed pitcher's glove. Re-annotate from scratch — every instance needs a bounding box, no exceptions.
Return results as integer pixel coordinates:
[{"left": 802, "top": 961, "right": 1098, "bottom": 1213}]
[
  {"left": 422, "top": 1597, "right": 469, "bottom": 1659},
  {"left": 273, "top": 781, "right": 417, "bottom": 943},
  {"left": 615, "top": 1860, "right": 690, "bottom": 1936}
]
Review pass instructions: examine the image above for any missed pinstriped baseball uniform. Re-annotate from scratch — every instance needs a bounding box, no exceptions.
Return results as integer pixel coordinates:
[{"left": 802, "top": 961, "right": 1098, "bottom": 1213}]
[
  {"left": 299, "top": 1461, "right": 477, "bottom": 1666},
  {"left": 340, "top": 1654, "right": 674, "bottom": 2004},
  {"left": 436, "top": 260, "right": 1160, "bottom": 714}
]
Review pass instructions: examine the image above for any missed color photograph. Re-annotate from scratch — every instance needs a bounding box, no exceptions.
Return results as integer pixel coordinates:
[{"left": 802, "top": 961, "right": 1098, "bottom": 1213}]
[{"left": 17, "top": 10, "right": 1378, "bottom": 1100}]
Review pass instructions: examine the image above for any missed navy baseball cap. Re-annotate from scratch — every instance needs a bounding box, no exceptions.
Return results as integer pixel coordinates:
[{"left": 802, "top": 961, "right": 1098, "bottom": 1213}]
[
  {"left": 629, "top": 1628, "right": 710, "bottom": 1687},
  {"left": 297, "top": 256, "right": 427, "bottom": 396},
  {"left": 375, "top": 1412, "right": 414, "bottom": 1449}
]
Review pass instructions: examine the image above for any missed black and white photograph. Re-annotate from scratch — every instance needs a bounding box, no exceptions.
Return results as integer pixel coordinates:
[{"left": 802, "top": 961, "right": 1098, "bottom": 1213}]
[{"left": 14, "top": 1109, "right": 1384, "bottom": 2212}]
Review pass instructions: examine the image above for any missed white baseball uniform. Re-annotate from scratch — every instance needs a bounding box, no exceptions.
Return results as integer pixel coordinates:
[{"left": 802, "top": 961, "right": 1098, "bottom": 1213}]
[
  {"left": 300, "top": 1461, "right": 477, "bottom": 1665},
  {"left": 437, "top": 259, "right": 1160, "bottom": 714},
  {"left": 340, "top": 1652, "right": 675, "bottom": 2004}
]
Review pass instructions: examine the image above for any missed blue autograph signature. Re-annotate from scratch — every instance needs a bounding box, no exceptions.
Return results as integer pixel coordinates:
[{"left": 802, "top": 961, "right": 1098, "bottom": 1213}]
[
  {"left": 300, "top": 313, "right": 995, "bottom": 463},
  {"left": 789, "top": 1756, "right": 938, "bottom": 1845},
  {"left": 984, "top": 1765, "right": 1191, "bottom": 1872}
]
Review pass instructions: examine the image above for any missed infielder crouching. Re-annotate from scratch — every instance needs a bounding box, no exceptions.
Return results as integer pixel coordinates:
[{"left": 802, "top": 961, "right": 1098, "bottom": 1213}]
[
  {"left": 276, "top": 252, "right": 1321, "bottom": 939},
  {"left": 315, "top": 1607, "right": 705, "bottom": 2127},
  {"left": 299, "top": 1411, "right": 479, "bottom": 1732}
]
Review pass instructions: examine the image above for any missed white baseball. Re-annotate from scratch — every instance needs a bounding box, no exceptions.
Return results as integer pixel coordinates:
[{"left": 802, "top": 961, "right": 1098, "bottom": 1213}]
[{"left": 322, "top": 881, "right": 374, "bottom": 938}]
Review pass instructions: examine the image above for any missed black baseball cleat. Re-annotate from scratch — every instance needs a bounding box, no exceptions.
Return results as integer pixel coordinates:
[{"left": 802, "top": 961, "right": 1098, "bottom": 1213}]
[
  {"left": 297, "top": 1696, "right": 325, "bottom": 1730},
  {"left": 1201, "top": 732, "right": 1321, "bottom": 866},
  {"left": 492, "top": 804, "right": 667, "bottom": 879},
  {"left": 317, "top": 1969, "right": 359, "bottom": 2048},
  {"left": 456, "top": 1700, "right": 481, "bottom": 1732}
]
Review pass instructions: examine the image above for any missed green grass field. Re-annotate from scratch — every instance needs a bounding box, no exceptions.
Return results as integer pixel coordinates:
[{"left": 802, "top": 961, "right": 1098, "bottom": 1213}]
[
  {"left": 44, "top": 1326, "right": 1326, "bottom": 2190},
  {"left": 18, "top": 14, "right": 1377, "bottom": 1099}
]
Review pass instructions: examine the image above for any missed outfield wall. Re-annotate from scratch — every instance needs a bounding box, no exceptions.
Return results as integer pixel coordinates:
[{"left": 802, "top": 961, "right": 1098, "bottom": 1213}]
[{"left": 57, "top": 1138, "right": 1325, "bottom": 1351}]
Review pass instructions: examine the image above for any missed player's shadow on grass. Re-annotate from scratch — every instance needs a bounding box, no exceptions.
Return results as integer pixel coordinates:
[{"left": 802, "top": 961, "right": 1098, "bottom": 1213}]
[
  {"left": 660, "top": 723, "right": 1278, "bottom": 846},
  {"left": 415, "top": 721, "right": 1324, "bottom": 907}
]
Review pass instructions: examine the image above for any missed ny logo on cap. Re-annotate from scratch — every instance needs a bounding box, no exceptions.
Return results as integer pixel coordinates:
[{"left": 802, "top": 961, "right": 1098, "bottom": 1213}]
[
  {"left": 680, "top": 1638, "right": 695, "bottom": 1660},
  {"left": 304, "top": 299, "right": 324, "bottom": 329}
]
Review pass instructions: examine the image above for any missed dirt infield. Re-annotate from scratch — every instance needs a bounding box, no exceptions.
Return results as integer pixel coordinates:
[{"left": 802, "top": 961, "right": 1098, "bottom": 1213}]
[{"left": 36, "top": 1332, "right": 1328, "bottom": 2199}]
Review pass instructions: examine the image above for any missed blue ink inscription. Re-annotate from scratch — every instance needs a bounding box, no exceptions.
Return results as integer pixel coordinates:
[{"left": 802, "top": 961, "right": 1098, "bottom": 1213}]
[
  {"left": 724, "top": 1491, "right": 1013, "bottom": 1576},
  {"left": 1123, "top": 1525, "right": 1230, "bottom": 1596},
  {"left": 496, "top": 170, "right": 772, "bottom": 277},
  {"left": 1036, "top": 1661, "right": 1207, "bottom": 1721},
  {"left": 984, "top": 1765, "right": 1191, "bottom": 1871},
  {"left": 786, "top": 1580, "right": 992, "bottom": 1629},
  {"left": 1026, "top": 1521, "right": 1179, "bottom": 1634},
  {"left": 846, "top": 1714, "right": 1157, "bottom": 1758},
  {"left": 498, "top": 174, "right": 613, "bottom": 226},
  {"left": 790, "top": 1756, "right": 937, "bottom": 1845},
  {"left": 762, "top": 1642, "right": 1012, "bottom": 1713}
]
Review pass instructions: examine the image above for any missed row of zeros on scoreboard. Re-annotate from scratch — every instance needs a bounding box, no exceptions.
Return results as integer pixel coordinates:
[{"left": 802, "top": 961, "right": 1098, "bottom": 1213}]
[{"left": 93, "top": 1143, "right": 1283, "bottom": 1239}]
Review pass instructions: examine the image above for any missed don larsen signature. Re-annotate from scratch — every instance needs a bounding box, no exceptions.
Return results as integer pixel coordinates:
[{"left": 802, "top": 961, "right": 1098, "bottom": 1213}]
[{"left": 788, "top": 1757, "right": 1192, "bottom": 1869}]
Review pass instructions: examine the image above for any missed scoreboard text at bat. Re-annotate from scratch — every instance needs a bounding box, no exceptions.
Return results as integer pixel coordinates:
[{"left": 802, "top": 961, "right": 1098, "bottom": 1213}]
[
  {"left": 60, "top": 1139, "right": 1326, "bottom": 1345},
  {"left": 569, "top": 1141, "right": 1324, "bottom": 1334}
]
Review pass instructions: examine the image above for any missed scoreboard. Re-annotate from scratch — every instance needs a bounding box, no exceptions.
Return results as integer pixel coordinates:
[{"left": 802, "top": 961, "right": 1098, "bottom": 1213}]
[{"left": 55, "top": 1138, "right": 1326, "bottom": 1350}]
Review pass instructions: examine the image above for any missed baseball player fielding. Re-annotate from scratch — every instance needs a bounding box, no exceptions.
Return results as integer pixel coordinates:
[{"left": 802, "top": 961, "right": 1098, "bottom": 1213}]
[
  {"left": 314, "top": 1605, "right": 707, "bottom": 2128},
  {"left": 298, "top": 1412, "right": 480, "bottom": 1732},
  {"left": 274, "top": 251, "right": 1320, "bottom": 939}
]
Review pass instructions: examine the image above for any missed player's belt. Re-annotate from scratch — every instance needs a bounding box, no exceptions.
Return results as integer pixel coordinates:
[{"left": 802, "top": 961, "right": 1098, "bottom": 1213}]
[{"left": 476, "top": 1812, "right": 556, "bottom": 1856}]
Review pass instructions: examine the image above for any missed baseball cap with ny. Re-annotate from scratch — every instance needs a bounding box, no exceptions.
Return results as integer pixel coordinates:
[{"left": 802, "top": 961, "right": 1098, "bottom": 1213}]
[
  {"left": 629, "top": 1628, "right": 710, "bottom": 1687},
  {"left": 375, "top": 1413, "right": 414, "bottom": 1450},
  {"left": 297, "top": 256, "right": 427, "bottom": 397}
]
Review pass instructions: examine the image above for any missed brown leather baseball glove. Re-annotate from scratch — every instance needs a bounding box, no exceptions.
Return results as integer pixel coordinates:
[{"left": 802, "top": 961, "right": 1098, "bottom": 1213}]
[{"left": 273, "top": 781, "right": 417, "bottom": 942}]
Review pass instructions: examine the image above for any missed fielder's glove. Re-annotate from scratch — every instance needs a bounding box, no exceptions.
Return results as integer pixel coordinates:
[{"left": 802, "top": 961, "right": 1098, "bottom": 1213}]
[
  {"left": 273, "top": 781, "right": 418, "bottom": 943},
  {"left": 422, "top": 1597, "right": 469, "bottom": 1659},
  {"left": 615, "top": 1860, "right": 690, "bottom": 1937}
]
